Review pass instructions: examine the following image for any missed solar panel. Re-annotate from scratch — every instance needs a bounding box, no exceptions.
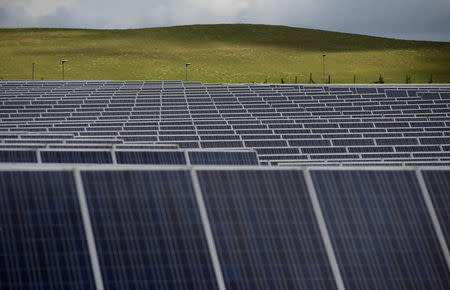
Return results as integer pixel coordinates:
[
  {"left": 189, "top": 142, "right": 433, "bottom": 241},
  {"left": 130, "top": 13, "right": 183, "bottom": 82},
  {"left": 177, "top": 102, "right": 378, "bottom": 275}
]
[
  {"left": 0, "top": 150, "right": 37, "bottom": 162},
  {"left": 311, "top": 170, "right": 450, "bottom": 289},
  {"left": 421, "top": 170, "right": 450, "bottom": 246},
  {"left": 41, "top": 151, "right": 113, "bottom": 164},
  {"left": 81, "top": 170, "right": 218, "bottom": 289},
  {"left": 196, "top": 169, "right": 337, "bottom": 289},
  {"left": 188, "top": 151, "right": 259, "bottom": 165},
  {"left": 115, "top": 150, "right": 186, "bottom": 164},
  {"left": 1, "top": 81, "right": 450, "bottom": 165},
  {"left": 0, "top": 170, "right": 95, "bottom": 289}
]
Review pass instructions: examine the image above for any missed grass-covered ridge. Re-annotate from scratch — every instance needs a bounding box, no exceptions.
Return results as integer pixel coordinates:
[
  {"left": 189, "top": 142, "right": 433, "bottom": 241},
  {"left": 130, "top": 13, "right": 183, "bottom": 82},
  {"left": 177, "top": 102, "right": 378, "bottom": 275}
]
[{"left": 0, "top": 24, "right": 449, "bottom": 83}]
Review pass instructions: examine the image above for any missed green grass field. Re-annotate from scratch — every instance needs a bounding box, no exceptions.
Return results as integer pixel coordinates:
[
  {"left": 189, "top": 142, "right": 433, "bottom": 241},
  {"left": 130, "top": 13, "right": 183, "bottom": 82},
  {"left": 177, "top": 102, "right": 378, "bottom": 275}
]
[{"left": 0, "top": 24, "right": 449, "bottom": 83}]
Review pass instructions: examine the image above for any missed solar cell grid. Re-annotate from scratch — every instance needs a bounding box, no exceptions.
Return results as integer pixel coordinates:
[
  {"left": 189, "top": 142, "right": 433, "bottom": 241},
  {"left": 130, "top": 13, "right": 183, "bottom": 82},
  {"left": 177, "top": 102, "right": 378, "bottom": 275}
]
[
  {"left": 0, "top": 171, "right": 96, "bottom": 290},
  {"left": 81, "top": 170, "right": 218, "bottom": 290},
  {"left": 189, "top": 151, "right": 259, "bottom": 165},
  {"left": 115, "top": 150, "right": 186, "bottom": 165},
  {"left": 422, "top": 170, "right": 450, "bottom": 246},
  {"left": 311, "top": 170, "right": 450, "bottom": 289},
  {"left": 197, "top": 169, "right": 337, "bottom": 289},
  {"left": 40, "top": 150, "right": 113, "bottom": 164}
]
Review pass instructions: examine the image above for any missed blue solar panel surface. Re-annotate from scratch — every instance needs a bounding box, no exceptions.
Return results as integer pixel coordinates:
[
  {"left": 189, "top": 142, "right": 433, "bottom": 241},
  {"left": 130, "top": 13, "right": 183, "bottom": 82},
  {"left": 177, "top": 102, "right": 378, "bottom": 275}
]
[
  {"left": 41, "top": 151, "right": 113, "bottom": 164},
  {"left": 197, "top": 169, "right": 337, "bottom": 289},
  {"left": 81, "top": 170, "right": 218, "bottom": 290},
  {"left": 188, "top": 151, "right": 259, "bottom": 165},
  {"left": 0, "top": 171, "right": 95, "bottom": 290},
  {"left": 421, "top": 170, "right": 450, "bottom": 246},
  {"left": 115, "top": 151, "right": 186, "bottom": 164},
  {"left": 1, "top": 80, "right": 450, "bottom": 167},
  {"left": 1, "top": 80, "right": 450, "bottom": 287},
  {"left": 311, "top": 170, "right": 450, "bottom": 289},
  {"left": 0, "top": 150, "right": 36, "bottom": 162}
]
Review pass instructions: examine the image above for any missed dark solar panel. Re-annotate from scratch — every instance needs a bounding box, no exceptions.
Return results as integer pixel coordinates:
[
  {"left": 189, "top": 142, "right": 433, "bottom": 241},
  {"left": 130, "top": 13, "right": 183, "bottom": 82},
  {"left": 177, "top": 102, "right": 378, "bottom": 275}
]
[
  {"left": 421, "top": 170, "right": 450, "bottom": 246},
  {"left": 0, "top": 171, "right": 95, "bottom": 290},
  {"left": 0, "top": 150, "right": 37, "bottom": 162},
  {"left": 188, "top": 151, "right": 258, "bottom": 165},
  {"left": 81, "top": 170, "right": 218, "bottom": 289},
  {"left": 41, "top": 151, "right": 113, "bottom": 163},
  {"left": 1, "top": 81, "right": 450, "bottom": 166},
  {"left": 115, "top": 151, "right": 186, "bottom": 164},
  {"left": 311, "top": 170, "right": 450, "bottom": 289},
  {"left": 197, "top": 169, "right": 337, "bottom": 289}
]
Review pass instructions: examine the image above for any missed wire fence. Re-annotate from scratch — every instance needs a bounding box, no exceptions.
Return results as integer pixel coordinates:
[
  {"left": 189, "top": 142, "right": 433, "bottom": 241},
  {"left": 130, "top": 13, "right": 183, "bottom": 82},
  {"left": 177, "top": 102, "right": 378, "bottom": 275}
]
[{"left": 0, "top": 72, "right": 448, "bottom": 84}]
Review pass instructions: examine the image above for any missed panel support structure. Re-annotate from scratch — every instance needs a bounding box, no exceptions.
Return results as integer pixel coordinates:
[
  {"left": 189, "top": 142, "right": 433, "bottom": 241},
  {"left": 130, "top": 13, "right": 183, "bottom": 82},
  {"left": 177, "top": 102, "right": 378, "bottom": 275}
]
[
  {"left": 73, "top": 169, "right": 105, "bottom": 290},
  {"left": 190, "top": 169, "right": 226, "bottom": 290},
  {"left": 303, "top": 169, "right": 345, "bottom": 290},
  {"left": 415, "top": 169, "right": 450, "bottom": 272}
]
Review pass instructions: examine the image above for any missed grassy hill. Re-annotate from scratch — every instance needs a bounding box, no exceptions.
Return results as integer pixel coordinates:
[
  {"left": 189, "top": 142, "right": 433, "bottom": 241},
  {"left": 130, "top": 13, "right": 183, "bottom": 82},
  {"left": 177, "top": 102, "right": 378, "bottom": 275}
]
[{"left": 0, "top": 24, "right": 449, "bottom": 83}]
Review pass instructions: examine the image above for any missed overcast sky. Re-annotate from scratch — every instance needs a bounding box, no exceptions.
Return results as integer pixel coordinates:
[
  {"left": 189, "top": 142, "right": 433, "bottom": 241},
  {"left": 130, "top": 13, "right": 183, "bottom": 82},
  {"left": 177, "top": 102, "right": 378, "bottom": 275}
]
[{"left": 1, "top": 0, "right": 449, "bottom": 41}]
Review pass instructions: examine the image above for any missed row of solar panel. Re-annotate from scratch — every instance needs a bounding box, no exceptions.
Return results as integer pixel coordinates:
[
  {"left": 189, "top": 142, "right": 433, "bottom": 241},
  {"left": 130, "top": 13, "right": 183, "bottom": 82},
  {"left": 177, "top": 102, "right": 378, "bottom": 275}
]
[
  {"left": 2, "top": 148, "right": 450, "bottom": 166},
  {"left": 1, "top": 108, "right": 449, "bottom": 118},
  {"left": 2, "top": 94, "right": 449, "bottom": 105},
  {"left": 1, "top": 138, "right": 449, "bottom": 150},
  {"left": 2, "top": 118, "right": 449, "bottom": 127},
  {"left": 1, "top": 97, "right": 447, "bottom": 109},
  {"left": 1, "top": 167, "right": 449, "bottom": 289},
  {"left": 1, "top": 92, "right": 448, "bottom": 100},
  {"left": 2, "top": 116, "right": 448, "bottom": 126},
  {"left": 2, "top": 97, "right": 447, "bottom": 105},
  {"left": 3, "top": 120, "right": 449, "bottom": 131},
  {"left": 0, "top": 150, "right": 259, "bottom": 165},
  {"left": 3, "top": 137, "right": 449, "bottom": 148},
  {"left": 3, "top": 125, "right": 450, "bottom": 135},
  {"left": 0, "top": 109, "right": 447, "bottom": 118}
]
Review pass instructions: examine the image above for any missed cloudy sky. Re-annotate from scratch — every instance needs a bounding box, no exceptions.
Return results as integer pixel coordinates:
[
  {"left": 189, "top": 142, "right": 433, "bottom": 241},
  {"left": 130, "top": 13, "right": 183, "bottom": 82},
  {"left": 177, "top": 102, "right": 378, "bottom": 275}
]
[{"left": 1, "top": 0, "right": 449, "bottom": 41}]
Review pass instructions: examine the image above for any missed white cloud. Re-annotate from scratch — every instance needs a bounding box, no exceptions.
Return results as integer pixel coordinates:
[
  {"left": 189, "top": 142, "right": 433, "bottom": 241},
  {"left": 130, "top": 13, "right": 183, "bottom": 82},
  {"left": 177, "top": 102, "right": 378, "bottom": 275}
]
[{"left": 0, "top": 0, "right": 75, "bottom": 19}]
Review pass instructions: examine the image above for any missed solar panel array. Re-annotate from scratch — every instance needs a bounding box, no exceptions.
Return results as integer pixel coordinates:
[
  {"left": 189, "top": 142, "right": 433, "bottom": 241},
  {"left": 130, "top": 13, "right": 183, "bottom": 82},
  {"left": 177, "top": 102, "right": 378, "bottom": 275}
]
[
  {"left": 1, "top": 165, "right": 449, "bottom": 290},
  {"left": 1, "top": 81, "right": 450, "bottom": 289},
  {"left": 1, "top": 80, "right": 449, "bottom": 166}
]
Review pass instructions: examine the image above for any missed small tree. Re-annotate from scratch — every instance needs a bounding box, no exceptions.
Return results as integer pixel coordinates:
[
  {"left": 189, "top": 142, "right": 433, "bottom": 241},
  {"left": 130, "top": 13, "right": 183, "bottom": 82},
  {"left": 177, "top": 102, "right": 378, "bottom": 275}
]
[
  {"left": 281, "top": 78, "right": 284, "bottom": 84},
  {"left": 264, "top": 79, "right": 267, "bottom": 84},
  {"left": 328, "top": 75, "right": 331, "bottom": 84},
  {"left": 353, "top": 74, "right": 356, "bottom": 84},
  {"left": 405, "top": 73, "right": 411, "bottom": 84},
  {"left": 429, "top": 74, "right": 433, "bottom": 84},
  {"left": 295, "top": 76, "right": 298, "bottom": 84}
]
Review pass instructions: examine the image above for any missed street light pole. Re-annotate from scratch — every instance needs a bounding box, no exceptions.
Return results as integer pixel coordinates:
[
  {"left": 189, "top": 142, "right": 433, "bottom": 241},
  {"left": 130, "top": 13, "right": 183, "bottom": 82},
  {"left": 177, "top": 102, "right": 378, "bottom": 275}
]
[
  {"left": 322, "top": 54, "right": 326, "bottom": 84},
  {"left": 62, "top": 59, "right": 69, "bottom": 80},
  {"left": 186, "top": 63, "right": 191, "bottom": 81}
]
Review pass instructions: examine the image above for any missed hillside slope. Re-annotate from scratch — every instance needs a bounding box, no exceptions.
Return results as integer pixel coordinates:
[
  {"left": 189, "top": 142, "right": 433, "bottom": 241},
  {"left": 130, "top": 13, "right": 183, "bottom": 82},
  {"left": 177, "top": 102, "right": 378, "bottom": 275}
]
[{"left": 0, "top": 24, "right": 449, "bottom": 83}]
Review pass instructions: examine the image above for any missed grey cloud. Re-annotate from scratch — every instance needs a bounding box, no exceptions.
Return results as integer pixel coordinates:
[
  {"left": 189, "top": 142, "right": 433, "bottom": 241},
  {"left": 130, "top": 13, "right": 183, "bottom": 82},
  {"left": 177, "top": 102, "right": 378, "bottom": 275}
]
[{"left": 0, "top": 0, "right": 449, "bottom": 41}]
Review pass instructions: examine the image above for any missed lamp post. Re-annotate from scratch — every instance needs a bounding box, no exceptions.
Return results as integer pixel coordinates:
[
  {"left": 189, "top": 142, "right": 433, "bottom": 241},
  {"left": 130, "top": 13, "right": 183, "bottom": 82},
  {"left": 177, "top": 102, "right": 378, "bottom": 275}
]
[
  {"left": 185, "top": 63, "right": 191, "bottom": 81},
  {"left": 322, "top": 54, "right": 326, "bottom": 84},
  {"left": 61, "top": 59, "right": 69, "bottom": 80}
]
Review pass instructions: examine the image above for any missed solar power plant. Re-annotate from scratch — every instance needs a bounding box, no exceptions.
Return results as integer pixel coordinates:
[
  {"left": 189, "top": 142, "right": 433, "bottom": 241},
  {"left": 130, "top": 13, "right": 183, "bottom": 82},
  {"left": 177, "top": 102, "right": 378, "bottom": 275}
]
[
  {"left": 1, "top": 80, "right": 450, "bottom": 289},
  {"left": 1, "top": 81, "right": 449, "bottom": 166}
]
